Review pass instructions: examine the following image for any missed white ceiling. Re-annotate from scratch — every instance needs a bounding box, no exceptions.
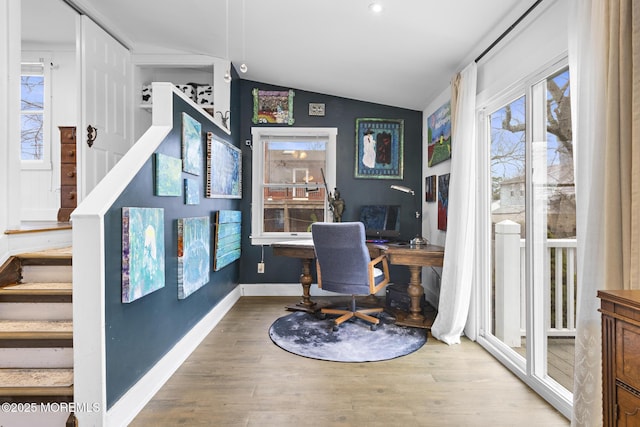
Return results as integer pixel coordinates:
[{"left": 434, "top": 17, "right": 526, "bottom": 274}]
[{"left": 22, "top": 0, "right": 535, "bottom": 111}]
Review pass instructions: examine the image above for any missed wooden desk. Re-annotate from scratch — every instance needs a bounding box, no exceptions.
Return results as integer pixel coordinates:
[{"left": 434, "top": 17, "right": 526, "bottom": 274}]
[{"left": 271, "top": 240, "right": 444, "bottom": 329}]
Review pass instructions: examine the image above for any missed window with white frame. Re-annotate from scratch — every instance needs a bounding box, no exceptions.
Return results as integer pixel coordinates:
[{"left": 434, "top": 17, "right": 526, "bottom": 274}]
[
  {"left": 20, "top": 59, "right": 51, "bottom": 169},
  {"left": 250, "top": 127, "right": 337, "bottom": 245}
]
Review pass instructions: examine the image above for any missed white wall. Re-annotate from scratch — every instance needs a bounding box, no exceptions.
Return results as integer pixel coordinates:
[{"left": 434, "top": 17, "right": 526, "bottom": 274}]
[
  {"left": 20, "top": 47, "right": 76, "bottom": 221},
  {"left": 421, "top": 0, "right": 569, "bottom": 306}
]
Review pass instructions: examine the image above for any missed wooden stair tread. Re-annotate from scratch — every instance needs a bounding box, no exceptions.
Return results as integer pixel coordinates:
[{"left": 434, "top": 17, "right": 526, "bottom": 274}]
[
  {"left": 0, "top": 282, "right": 72, "bottom": 294},
  {"left": 0, "top": 320, "right": 73, "bottom": 338},
  {"left": 0, "top": 368, "right": 73, "bottom": 396},
  {"left": 17, "top": 247, "right": 72, "bottom": 259}
]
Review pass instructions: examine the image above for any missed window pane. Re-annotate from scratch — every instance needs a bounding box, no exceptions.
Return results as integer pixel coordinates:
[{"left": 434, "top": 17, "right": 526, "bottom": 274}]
[
  {"left": 21, "top": 75, "right": 44, "bottom": 111},
  {"left": 490, "top": 95, "right": 526, "bottom": 355},
  {"left": 262, "top": 139, "right": 327, "bottom": 233},
  {"left": 21, "top": 113, "right": 44, "bottom": 160}
]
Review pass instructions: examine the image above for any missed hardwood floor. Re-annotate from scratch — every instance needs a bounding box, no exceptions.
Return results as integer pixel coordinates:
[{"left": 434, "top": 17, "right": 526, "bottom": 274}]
[{"left": 131, "top": 297, "right": 569, "bottom": 426}]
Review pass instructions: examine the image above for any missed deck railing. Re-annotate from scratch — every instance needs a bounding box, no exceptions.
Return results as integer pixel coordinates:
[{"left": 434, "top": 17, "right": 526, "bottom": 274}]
[{"left": 494, "top": 220, "right": 577, "bottom": 346}]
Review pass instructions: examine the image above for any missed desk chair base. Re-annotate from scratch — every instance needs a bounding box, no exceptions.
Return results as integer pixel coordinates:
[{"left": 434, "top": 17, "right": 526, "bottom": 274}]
[{"left": 320, "top": 296, "right": 384, "bottom": 331}]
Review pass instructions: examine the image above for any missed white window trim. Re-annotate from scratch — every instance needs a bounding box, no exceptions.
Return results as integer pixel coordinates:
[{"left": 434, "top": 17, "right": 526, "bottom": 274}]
[
  {"left": 21, "top": 53, "right": 52, "bottom": 170},
  {"left": 250, "top": 127, "right": 337, "bottom": 245}
]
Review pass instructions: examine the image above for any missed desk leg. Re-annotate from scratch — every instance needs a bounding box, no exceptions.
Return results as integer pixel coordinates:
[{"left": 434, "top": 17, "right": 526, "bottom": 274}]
[
  {"left": 395, "top": 265, "right": 432, "bottom": 329},
  {"left": 285, "top": 258, "right": 318, "bottom": 313}
]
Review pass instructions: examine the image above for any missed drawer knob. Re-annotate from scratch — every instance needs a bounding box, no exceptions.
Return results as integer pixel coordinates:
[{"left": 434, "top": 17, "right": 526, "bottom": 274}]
[
  {"left": 68, "top": 192, "right": 76, "bottom": 200},
  {"left": 68, "top": 150, "right": 75, "bottom": 157},
  {"left": 66, "top": 171, "right": 75, "bottom": 178}
]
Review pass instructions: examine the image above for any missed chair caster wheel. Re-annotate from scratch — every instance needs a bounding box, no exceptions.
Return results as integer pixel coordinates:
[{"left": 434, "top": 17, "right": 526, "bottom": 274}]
[
  {"left": 332, "top": 323, "right": 339, "bottom": 332},
  {"left": 370, "top": 324, "right": 378, "bottom": 331},
  {"left": 317, "top": 312, "right": 327, "bottom": 320}
]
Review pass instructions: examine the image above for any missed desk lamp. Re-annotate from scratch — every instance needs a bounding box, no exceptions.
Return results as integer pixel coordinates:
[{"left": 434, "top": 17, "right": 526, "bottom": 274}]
[{"left": 390, "top": 185, "right": 428, "bottom": 247}]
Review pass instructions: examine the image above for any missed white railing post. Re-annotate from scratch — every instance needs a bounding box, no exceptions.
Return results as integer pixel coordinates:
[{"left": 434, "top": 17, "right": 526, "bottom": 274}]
[{"left": 495, "top": 220, "right": 521, "bottom": 347}]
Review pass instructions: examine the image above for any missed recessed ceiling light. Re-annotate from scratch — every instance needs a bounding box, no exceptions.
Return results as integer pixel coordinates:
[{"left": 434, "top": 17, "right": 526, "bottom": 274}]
[{"left": 369, "top": 3, "right": 383, "bottom": 13}]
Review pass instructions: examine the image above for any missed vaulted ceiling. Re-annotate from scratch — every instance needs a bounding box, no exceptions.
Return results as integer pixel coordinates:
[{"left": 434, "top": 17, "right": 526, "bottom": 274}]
[{"left": 22, "top": 0, "right": 535, "bottom": 110}]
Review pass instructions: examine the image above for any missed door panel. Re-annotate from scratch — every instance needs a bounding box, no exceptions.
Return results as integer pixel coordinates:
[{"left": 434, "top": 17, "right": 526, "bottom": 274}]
[{"left": 79, "top": 16, "right": 132, "bottom": 199}]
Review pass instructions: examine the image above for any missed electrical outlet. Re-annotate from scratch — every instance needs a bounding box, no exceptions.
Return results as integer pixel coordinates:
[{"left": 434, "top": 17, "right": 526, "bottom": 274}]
[{"left": 257, "top": 262, "right": 265, "bottom": 273}]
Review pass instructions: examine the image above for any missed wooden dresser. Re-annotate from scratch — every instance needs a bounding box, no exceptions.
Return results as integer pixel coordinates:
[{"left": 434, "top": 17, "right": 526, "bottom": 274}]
[
  {"left": 57, "top": 126, "right": 77, "bottom": 222},
  {"left": 598, "top": 290, "right": 640, "bottom": 426}
]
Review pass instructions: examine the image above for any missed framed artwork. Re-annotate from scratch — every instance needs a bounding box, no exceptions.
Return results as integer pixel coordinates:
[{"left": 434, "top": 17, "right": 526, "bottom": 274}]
[
  {"left": 213, "top": 210, "right": 242, "bottom": 271},
  {"left": 184, "top": 178, "right": 200, "bottom": 205},
  {"left": 425, "top": 175, "right": 437, "bottom": 202},
  {"left": 427, "top": 101, "right": 452, "bottom": 167},
  {"left": 251, "top": 88, "right": 295, "bottom": 125},
  {"left": 438, "top": 173, "right": 450, "bottom": 231},
  {"left": 181, "top": 112, "right": 202, "bottom": 175},
  {"left": 154, "top": 153, "right": 182, "bottom": 196},
  {"left": 121, "top": 207, "right": 165, "bottom": 303},
  {"left": 354, "top": 118, "right": 404, "bottom": 179},
  {"left": 206, "top": 132, "right": 242, "bottom": 199},
  {"left": 177, "top": 216, "right": 210, "bottom": 299}
]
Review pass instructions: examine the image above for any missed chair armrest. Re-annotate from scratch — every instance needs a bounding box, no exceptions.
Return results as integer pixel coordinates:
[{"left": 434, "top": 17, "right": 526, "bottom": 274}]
[{"left": 368, "top": 254, "right": 390, "bottom": 294}]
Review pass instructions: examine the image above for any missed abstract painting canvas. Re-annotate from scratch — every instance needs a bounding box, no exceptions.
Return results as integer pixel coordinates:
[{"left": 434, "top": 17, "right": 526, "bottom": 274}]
[
  {"left": 154, "top": 153, "right": 182, "bottom": 196},
  {"left": 184, "top": 178, "right": 200, "bottom": 205},
  {"left": 177, "top": 216, "right": 210, "bottom": 299},
  {"left": 438, "top": 173, "right": 450, "bottom": 231},
  {"left": 122, "top": 207, "right": 165, "bottom": 303},
  {"left": 182, "top": 112, "right": 202, "bottom": 175},
  {"left": 206, "top": 132, "right": 242, "bottom": 199}
]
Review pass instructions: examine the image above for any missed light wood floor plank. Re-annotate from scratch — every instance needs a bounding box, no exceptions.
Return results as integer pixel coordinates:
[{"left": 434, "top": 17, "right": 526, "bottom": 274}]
[{"left": 131, "top": 297, "right": 569, "bottom": 426}]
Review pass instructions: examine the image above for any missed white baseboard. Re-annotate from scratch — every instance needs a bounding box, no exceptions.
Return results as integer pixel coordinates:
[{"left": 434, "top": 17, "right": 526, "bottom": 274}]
[
  {"left": 239, "top": 283, "right": 386, "bottom": 297},
  {"left": 105, "top": 287, "right": 241, "bottom": 426}
]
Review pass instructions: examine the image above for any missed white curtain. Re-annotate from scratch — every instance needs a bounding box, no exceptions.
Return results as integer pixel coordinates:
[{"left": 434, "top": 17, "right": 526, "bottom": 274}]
[{"left": 431, "top": 62, "right": 477, "bottom": 345}]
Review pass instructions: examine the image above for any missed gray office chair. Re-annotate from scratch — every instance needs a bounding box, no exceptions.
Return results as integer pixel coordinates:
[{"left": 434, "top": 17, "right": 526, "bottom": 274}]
[{"left": 311, "top": 222, "right": 390, "bottom": 331}]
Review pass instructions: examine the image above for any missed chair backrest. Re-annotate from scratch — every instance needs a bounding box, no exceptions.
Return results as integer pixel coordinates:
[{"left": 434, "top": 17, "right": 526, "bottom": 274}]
[{"left": 311, "top": 222, "right": 371, "bottom": 295}]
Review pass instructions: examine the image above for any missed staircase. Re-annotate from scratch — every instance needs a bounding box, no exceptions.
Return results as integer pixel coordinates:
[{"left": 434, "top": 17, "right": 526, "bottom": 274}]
[{"left": 0, "top": 247, "right": 74, "bottom": 403}]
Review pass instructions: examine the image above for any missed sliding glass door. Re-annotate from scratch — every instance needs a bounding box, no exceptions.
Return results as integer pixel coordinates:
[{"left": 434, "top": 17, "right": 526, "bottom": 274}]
[{"left": 479, "top": 61, "right": 575, "bottom": 415}]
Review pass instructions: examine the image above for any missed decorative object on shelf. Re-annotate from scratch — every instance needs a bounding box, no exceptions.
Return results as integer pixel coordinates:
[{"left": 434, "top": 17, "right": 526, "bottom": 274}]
[
  {"left": 213, "top": 210, "right": 242, "bottom": 271},
  {"left": 141, "top": 84, "right": 152, "bottom": 104},
  {"left": 175, "top": 84, "right": 196, "bottom": 102},
  {"left": 438, "top": 173, "right": 450, "bottom": 231},
  {"left": 216, "top": 110, "right": 230, "bottom": 130},
  {"left": 355, "top": 118, "right": 404, "bottom": 179},
  {"left": 154, "top": 153, "right": 182, "bottom": 196},
  {"left": 251, "top": 88, "right": 295, "bottom": 125},
  {"left": 390, "top": 185, "right": 428, "bottom": 247},
  {"left": 205, "top": 132, "right": 241, "bottom": 199},
  {"left": 121, "top": 207, "right": 165, "bottom": 303},
  {"left": 425, "top": 175, "right": 437, "bottom": 202},
  {"left": 427, "top": 101, "right": 452, "bottom": 167},
  {"left": 195, "top": 85, "right": 213, "bottom": 105},
  {"left": 177, "top": 216, "right": 210, "bottom": 299},
  {"left": 184, "top": 178, "right": 200, "bottom": 205},
  {"left": 181, "top": 112, "right": 202, "bottom": 176}
]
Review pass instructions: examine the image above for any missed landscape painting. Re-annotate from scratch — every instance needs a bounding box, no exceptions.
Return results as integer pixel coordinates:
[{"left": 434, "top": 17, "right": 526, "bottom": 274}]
[
  {"left": 122, "top": 207, "right": 165, "bottom": 303},
  {"left": 182, "top": 112, "right": 202, "bottom": 175},
  {"left": 154, "top": 153, "right": 182, "bottom": 196},
  {"left": 427, "top": 101, "right": 452, "bottom": 167},
  {"left": 177, "top": 216, "right": 210, "bottom": 299}
]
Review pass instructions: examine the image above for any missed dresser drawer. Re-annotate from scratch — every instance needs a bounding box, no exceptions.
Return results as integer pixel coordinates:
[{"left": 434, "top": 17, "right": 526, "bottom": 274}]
[
  {"left": 61, "top": 143, "right": 76, "bottom": 163},
  {"left": 60, "top": 163, "right": 76, "bottom": 186},
  {"left": 60, "top": 186, "right": 77, "bottom": 208},
  {"left": 59, "top": 127, "right": 76, "bottom": 144},
  {"left": 616, "top": 320, "right": 640, "bottom": 392}
]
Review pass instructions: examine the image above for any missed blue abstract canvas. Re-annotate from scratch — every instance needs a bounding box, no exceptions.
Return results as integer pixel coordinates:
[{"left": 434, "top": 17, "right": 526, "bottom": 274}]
[
  {"left": 122, "top": 207, "right": 165, "bottom": 303},
  {"left": 205, "top": 132, "right": 242, "bottom": 199},
  {"left": 184, "top": 178, "right": 200, "bottom": 205},
  {"left": 155, "top": 153, "right": 182, "bottom": 196},
  {"left": 177, "top": 216, "right": 210, "bottom": 299},
  {"left": 182, "top": 112, "right": 202, "bottom": 175}
]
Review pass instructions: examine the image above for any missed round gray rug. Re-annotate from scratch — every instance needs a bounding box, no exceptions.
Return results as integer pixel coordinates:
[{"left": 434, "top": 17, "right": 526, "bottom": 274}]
[{"left": 269, "top": 310, "right": 427, "bottom": 362}]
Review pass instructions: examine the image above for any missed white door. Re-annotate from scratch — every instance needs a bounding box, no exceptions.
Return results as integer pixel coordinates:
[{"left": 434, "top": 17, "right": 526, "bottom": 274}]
[{"left": 79, "top": 16, "right": 132, "bottom": 200}]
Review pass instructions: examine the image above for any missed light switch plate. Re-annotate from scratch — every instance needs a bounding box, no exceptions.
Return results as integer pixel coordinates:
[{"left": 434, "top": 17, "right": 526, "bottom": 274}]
[{"left": 308, "top": 103, "right": 326, "bottom": 116}]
